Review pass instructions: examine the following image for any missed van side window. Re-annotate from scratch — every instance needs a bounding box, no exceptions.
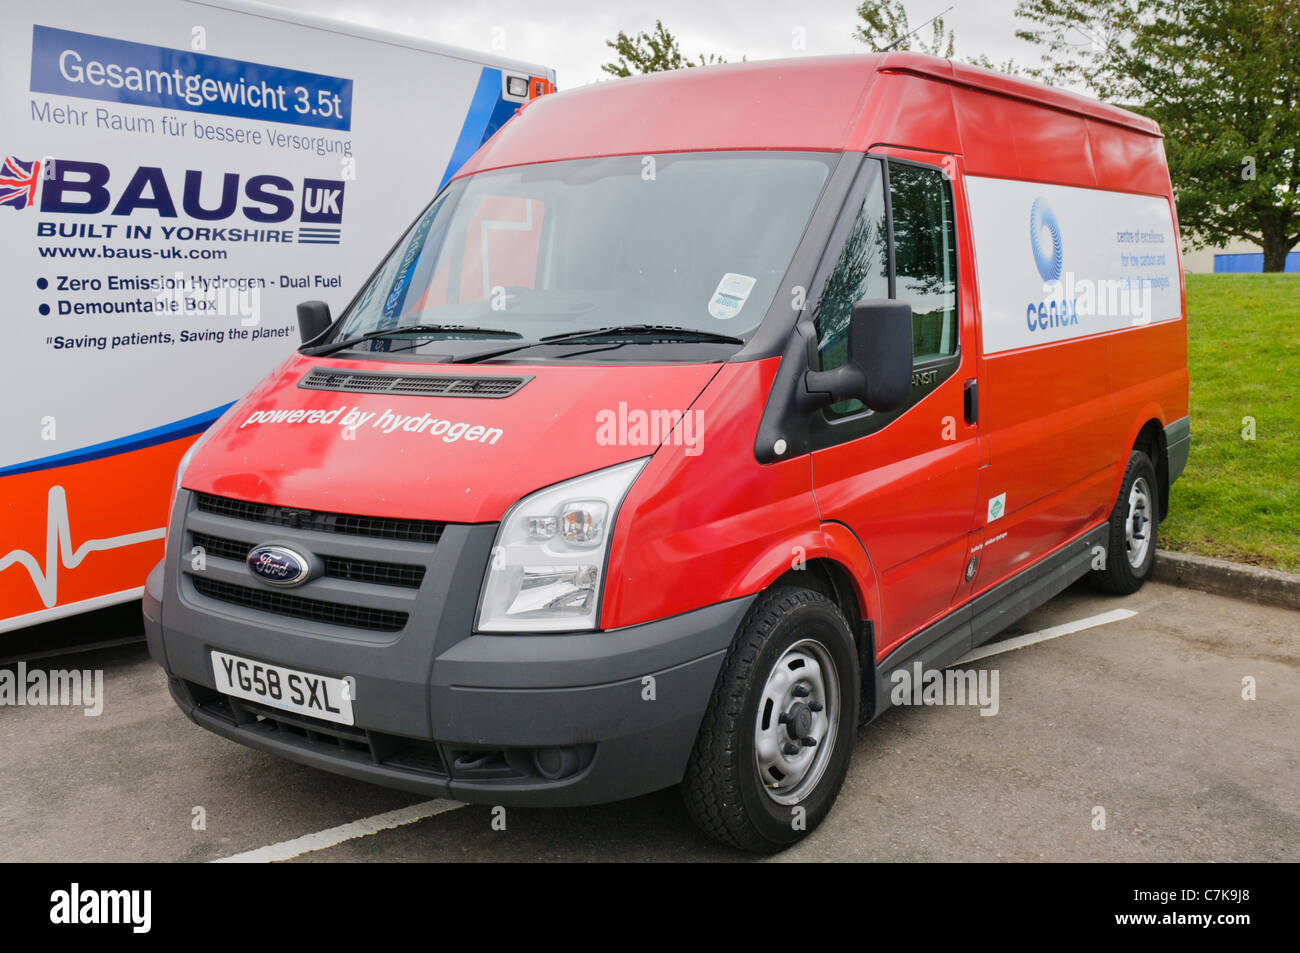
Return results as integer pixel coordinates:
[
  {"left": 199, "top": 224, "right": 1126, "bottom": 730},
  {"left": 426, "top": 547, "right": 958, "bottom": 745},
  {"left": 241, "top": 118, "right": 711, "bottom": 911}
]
[
  {"left": 813, "top": 161, "right": 889, "bottom": 418},
  {"left": 813, "top": 159, "right": 958, "bottom": 420},
  {"left": 889, "top": 162, "right": 958, "bottom": 361}
]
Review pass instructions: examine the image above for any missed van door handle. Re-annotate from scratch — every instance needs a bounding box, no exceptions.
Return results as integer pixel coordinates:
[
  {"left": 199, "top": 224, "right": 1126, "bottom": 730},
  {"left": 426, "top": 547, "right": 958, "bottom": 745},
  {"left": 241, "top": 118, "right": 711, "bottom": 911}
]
[{"left": 963, "top": 378, "right": 978, "bottom": 424}]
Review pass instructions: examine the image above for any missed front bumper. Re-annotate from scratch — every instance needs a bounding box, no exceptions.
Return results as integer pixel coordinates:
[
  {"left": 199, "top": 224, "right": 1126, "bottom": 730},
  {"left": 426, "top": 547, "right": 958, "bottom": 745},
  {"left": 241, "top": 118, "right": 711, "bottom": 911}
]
[{"left": 144, "top": 491, "right": 750, "bottom": 807}]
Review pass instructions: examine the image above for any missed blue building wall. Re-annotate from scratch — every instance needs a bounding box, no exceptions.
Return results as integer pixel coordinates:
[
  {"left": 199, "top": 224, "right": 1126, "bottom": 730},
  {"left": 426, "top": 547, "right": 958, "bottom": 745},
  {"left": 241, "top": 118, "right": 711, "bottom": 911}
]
[{"left": 1214, "top": 252, "right": 1300, "bottom": 273}]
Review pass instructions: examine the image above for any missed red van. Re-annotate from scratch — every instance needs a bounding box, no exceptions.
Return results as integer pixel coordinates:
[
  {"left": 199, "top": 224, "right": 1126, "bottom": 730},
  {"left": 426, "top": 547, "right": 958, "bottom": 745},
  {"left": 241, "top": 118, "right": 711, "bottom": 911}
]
[{"left": 143, "top": 53, "right": 1189, "bottom": 852}]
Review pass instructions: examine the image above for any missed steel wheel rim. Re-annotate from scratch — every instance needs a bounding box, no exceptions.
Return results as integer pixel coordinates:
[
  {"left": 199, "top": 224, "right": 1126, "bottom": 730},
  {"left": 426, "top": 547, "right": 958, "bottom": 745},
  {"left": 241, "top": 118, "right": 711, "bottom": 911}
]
[
  {"left": 754, "top": 637, "right": 840, "bottom": 806},
  {"left": 1125, "top": 475, "right": 1153, "bottom": 569}
]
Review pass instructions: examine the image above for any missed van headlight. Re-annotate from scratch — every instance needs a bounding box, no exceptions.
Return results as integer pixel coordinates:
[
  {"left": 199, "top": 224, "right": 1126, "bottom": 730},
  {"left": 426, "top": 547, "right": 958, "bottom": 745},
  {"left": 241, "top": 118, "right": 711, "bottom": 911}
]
[{"left": 477, "top": 459, "right": 647, "bottom": 633}]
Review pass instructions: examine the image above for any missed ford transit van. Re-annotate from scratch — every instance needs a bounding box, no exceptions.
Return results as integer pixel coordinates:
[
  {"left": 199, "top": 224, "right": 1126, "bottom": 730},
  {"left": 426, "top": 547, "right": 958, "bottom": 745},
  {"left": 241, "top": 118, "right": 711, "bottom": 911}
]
[{"left": 143, "top": 53, "right": 1190, "bottom": 852}]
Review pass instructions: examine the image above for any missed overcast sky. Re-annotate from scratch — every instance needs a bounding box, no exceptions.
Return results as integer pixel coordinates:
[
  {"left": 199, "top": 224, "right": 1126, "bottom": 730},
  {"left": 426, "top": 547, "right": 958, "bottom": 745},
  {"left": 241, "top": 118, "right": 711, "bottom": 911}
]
[{"left": 258, "top": 0, "right": 1047, "bottom": 89}]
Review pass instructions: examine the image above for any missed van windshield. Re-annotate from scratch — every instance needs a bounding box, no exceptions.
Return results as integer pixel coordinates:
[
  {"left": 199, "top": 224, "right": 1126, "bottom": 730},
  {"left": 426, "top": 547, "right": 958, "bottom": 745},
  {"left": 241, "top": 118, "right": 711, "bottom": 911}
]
[{"left": 330, "top": 151, "right": 834, "bottom": 359}]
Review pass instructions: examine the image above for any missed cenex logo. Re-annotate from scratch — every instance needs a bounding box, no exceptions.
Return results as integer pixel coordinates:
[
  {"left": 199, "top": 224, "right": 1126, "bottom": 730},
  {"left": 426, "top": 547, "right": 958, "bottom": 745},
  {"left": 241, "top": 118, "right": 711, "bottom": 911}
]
[
  {"left": 1029, "top": 197, "right": 1063, "bottom": 282},
  {"left": 1024, "top": 196, "right": 1078, "bottom": 335}
]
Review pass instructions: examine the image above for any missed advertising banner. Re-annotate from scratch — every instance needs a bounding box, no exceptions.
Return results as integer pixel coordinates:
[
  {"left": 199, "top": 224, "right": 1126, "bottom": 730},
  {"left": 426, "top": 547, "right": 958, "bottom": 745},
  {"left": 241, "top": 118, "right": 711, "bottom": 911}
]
[
  {"left": 0, "top": 0, "right": 552, "bottom": 631},
  {"left": 964, "top": 176, "right": 1182, "bottom": 356}
]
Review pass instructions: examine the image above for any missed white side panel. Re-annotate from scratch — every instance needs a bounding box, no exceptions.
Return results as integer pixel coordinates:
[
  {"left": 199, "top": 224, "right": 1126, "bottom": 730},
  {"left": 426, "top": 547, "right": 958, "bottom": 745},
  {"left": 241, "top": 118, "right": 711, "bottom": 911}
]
[{"left": 964, "top": 176, "right": 1181, "bottom": 355}]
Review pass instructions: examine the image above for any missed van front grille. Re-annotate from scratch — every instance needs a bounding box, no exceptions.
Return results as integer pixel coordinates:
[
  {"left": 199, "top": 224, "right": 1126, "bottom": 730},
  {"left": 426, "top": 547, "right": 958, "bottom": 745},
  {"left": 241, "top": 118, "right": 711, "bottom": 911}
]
[
  {"left": 191, "top": 577, "right": 408, "bottom": 632},
  {"left": 194, "top": 493, "right": 443, "bottom": 544},
  {"left": 299, "top": 367, "right": 529, "bottom": 398},
  {"left": 190, "top": 531, "right": 426, "bottom": 589}
]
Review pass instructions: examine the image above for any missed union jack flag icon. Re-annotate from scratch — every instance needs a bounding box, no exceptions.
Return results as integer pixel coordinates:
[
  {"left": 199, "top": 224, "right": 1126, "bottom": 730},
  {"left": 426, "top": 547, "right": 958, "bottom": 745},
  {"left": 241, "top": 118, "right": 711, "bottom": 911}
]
[{"left": 0, "top": 156, "right": 41, "bottom": 210}]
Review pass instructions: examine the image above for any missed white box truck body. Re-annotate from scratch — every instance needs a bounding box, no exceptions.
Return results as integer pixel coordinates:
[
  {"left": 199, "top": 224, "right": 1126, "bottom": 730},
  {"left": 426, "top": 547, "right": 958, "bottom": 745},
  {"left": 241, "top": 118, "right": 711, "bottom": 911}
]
[{"left": 0, "top": 0, "right": 555, "bottom": 632}]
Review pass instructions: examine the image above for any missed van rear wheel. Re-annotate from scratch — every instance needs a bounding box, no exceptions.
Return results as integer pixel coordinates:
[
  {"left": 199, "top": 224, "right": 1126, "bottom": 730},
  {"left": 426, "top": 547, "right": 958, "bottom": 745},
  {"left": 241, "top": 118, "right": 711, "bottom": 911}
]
[
  {"left": 682, "top": 586, "right": 858, "bottom": 853},
  {"left": 1089, "top": 450, "right": 1159, "bottom": 594}
]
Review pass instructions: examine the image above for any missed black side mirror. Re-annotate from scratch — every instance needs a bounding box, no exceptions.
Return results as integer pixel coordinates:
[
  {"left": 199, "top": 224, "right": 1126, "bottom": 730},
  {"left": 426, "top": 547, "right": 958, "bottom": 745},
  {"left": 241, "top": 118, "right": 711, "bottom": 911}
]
[
  {"left": 296, "top": 300, "right": 332, "bottom": 345},
  {"left": 802, "top": 299, "right": 912, "bottom": 413}
]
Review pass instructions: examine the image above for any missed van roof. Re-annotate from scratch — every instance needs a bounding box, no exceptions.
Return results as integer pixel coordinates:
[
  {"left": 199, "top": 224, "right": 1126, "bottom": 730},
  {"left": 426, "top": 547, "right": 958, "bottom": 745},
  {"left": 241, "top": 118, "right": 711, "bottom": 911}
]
[
  {"left": 454, "top": 53, "right": 1161, "bottom": 181},
  {"left": 881, "top": 52, "right": 1160, "bottom": 136}
]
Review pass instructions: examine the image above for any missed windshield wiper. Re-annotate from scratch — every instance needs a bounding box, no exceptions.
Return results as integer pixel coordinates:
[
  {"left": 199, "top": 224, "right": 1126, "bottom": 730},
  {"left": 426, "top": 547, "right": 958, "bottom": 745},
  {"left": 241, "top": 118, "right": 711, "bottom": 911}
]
[
  {"left": 450, "top": 324, "right": 747, "bottom": 364},
  {"left": 539, "top": 325, "right": 746, "bottom": 346},
  {"left": 303, "top": 324, "right": 522, "bottom": 357},
  {"left": 310, "top": 322, "right": 745, "bottom": 364}
]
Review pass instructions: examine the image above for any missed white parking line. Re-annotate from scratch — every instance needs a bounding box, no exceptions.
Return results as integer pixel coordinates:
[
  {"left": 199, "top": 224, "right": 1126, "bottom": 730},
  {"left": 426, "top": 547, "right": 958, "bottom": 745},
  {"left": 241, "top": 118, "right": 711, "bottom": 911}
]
[
  {"left": 950, "top": 608, "right": 1138, "bottom": 666},
  {"left": 211, "top": 798, "right": 468, "bottom": 863}
]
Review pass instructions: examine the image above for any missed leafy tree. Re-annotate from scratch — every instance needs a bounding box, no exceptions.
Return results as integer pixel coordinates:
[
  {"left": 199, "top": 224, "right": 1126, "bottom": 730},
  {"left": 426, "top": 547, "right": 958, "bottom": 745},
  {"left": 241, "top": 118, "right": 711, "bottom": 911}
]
[
  {"left": 1015, "top": 0, "right": 1300, "bottom": 271},
  {"left": 601, "top": 20, "right": 726, "bottom": 77}
]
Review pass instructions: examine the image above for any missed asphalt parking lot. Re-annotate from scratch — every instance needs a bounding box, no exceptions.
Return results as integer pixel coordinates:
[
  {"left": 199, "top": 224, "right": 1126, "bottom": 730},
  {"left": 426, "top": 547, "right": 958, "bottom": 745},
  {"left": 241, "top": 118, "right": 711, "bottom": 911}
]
[{"left": 2, "top": 579, "right": 1296, "bottom": 862}]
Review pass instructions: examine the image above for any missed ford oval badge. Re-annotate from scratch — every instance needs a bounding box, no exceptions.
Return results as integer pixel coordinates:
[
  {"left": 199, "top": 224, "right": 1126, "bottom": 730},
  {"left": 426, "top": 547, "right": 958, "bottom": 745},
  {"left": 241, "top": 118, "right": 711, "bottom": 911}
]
[{"left": 246, "top": 545, "right": 312, "bottom": 587}]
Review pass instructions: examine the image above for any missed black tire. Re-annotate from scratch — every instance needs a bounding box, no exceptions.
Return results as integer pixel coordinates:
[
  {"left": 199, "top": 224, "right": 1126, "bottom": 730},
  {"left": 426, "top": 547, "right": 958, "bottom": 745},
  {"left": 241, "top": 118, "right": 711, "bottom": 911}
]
[
  {"left": 1089, "top": 449, "right": 1159, "bottom": 594},
  {"left": 681, "top": 586, "right": 859, "bottom": 853}
]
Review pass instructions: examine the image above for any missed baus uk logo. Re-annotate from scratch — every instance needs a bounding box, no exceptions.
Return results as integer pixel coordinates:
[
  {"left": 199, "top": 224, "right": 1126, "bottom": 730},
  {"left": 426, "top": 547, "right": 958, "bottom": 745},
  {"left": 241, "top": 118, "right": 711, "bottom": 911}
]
[
  {"left": 1029, "top": 196, "right": 1063, "bottom": 282},
  {"left": 0, "top": 155, "right": 343, "bottom": 227}
]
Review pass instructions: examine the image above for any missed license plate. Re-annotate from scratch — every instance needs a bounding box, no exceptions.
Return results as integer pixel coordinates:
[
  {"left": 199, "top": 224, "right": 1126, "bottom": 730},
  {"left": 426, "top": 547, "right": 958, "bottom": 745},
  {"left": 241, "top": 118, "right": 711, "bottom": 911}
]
[{"left": 211, "top": 651, "right": 354, "bottom": 726}]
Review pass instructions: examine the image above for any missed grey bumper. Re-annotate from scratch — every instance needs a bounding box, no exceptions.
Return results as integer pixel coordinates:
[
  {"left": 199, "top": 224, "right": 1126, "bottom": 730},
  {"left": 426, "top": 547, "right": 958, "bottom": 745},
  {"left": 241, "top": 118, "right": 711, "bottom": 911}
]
[{"left": 145, "top": 491, "right": 750, "bottom": 807}]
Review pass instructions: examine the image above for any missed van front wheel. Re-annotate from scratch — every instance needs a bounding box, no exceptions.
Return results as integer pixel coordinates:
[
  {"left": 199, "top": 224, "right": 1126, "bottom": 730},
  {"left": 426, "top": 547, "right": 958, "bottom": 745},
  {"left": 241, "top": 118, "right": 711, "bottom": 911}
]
[
  {"left": 1090, "top": 449, "right": 1159, "bottom": 594},
  {"left": 682, "top": 586, "right": 859, "bottom": 853}
]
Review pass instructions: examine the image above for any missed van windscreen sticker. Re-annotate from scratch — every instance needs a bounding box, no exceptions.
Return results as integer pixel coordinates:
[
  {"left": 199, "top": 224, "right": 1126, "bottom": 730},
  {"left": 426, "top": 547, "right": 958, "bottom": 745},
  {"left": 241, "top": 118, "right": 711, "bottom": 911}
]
[
  {"left": 964, "top": 177, "right": 1181, "bottom": 355},
  {"left": 707, "top": 273, "right": 756, "bottom": 320}
]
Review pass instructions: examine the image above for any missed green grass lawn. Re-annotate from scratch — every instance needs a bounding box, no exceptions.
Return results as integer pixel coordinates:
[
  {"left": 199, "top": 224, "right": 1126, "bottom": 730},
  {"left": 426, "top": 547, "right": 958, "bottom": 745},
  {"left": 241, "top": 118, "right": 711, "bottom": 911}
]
[{"left": 1160, "top": 273, "right": 1300, "bottom": 572}]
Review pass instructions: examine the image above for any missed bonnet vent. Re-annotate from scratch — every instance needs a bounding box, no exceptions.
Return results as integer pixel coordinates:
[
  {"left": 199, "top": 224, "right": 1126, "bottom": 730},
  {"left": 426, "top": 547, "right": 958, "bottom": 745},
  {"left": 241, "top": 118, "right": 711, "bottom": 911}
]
[{"left": 298, "top": 367, "right": 530, "bottom": 398}]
